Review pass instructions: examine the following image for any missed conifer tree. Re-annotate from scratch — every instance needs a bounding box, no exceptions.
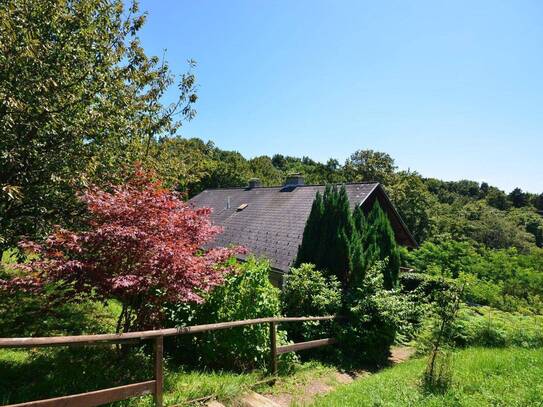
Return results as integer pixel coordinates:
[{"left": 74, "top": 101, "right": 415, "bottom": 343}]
[
  {"left": 350, "top": 205, "right": 368, "bottom": 286},
  {"left": 297, "top": 185, "right": 361, "bottom": 285},
  {"left": 365, "top": 201, "right": 400, "bottom": 289},
  {"left": 296, "top": 191, "right": 324, "bottom": 265}
]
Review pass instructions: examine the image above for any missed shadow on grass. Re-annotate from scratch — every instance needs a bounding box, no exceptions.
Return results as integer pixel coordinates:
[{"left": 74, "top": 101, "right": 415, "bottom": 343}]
[{"left": 0, "top": 346, "right": 152, "bottom": 405}]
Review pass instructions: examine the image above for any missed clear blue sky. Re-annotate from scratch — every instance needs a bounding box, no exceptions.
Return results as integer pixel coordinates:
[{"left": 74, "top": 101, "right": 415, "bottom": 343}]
[{"left": 137, "top": 0, "right": 543, "bottom": 193}]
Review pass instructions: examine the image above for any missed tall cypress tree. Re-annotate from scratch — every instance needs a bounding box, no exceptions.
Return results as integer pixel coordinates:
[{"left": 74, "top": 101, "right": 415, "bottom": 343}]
[
  {"left": 296, "top": 191, "right": 324, "bottom": 266},
  {"left": 350, "top": 205, "right": 368, "bottom": 286},
  {"left": 329, "top": 186, "right": 355, "bottom": 284},
  {"left": 297, "top": 185, "right": 359, "bottom": 286},
  {"left": 365, "top": 201, "right": 400, "bottom": 289}
]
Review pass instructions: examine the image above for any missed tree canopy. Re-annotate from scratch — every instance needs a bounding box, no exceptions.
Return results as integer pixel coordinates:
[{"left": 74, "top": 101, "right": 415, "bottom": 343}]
[{"left": 0, "top": 0, "right": 197, "bottom": 249}]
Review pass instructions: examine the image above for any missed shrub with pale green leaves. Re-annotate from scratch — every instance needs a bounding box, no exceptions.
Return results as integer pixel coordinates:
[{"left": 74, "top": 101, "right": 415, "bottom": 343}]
[
  {"left": 168, "top": 257, "right": 296, "bottom": 371},
  {"left": 281, "top": 263, "right": 342, "bottom": 344},
  {"left": 417, "top": 306, "right": 543, "bottom": 351},
  {"left": 339, "top": 261, "right": 413, "bottom": 365}
]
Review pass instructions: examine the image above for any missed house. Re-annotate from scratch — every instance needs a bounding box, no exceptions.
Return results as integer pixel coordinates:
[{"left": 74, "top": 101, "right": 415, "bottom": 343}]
[{"left": 189, "top": 175, "right": 417, "bottom": 286}]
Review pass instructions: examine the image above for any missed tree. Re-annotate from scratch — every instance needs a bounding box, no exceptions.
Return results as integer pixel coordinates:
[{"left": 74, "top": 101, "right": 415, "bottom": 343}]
[
  {"left": 388, "top": 171, "right": 433, "bottom": 243},
  {"left": 350, "top": 205, "right": 368, "bottom": 286},
  {"left": 509, "top": 188, "right": 528, "bottom": 208},
  {"left": 317, "top": 186, "right": 356, "bottom": 284},
  {"left": 534, "top": 194, "right": 543, "bottom": 211},
  {"left": 1, "top": 169, "right": 243, "bottom": 332},
  {"left": 0, "top": 0, "right": 197, "bottom": 249},
  {"left": 147, "top": 137, "right": 215, "bottom": 196},
  {"left": 344, "top": 150, "right": 396, "bottom": 184},
  {"left": 365, "top": 201, "right": 401, "bottom": 289},
  {"left": 296, "top": 185, "right": 361, "bottom": 285},
  {"left": 486, "top": 187, "right": 509, "bottom": 210},
  {"left": 281, "top": 263, "right": 341, "bottom": 343},
  {"left": 200, "top": 149, "right": 251, "bottom": 190},
  {"left": 248, "top": 156, "right": 283, "bottom": 186},
  {"left": 296, "top": 191, "right": 324, "bottom": 266}
]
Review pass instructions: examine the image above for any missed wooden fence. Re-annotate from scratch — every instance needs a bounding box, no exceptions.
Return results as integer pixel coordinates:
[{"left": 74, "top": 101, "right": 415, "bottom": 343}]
[{"left": 0, "top": 315, "right": 341, "bottom": 407}]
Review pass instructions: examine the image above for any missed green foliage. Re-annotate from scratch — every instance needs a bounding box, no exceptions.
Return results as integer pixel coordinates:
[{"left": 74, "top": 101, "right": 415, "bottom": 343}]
[
  {"left": 418, "top": 306, "right": 543, "bottom": 350},
  {"left": 296, "top": 187, "right": 400, "bottom": 288},
  {"left": 0, "top": 288, "right": 119, "bottom": 338},
  {"left": 407, "top": 239, "right": 543, "bottom": 313},
  {"left": 168, "top": 258, "right": 294, "bottom": 371},
  {"left": 509, "top": 187, "right": 529, "bottom": 208},
  {"left": 281, "top": 264, "right": 342, "bottom": 343},
  {"left": 0, "top": 0, "right": 197, "bottom": 249},
  {"left": 350, "top": 205, "right": 368, "bottom": 285},
  {"left": 508, "top": 208, "right": 543, "bottom": 248},
  {"left": 339, "top": 262, "right": 410, "bottom": 365},
  {"left": 387, "top": 171, "right": 433, "bottom": 243},
  {"left": 296, "top": 185, "right": 362, "bottom": 285},
  {"left": 344, "top": 149, "right": 396, "bottom": 184},
  {"left": 0, "top": 251, "right": 119, "bottom": 337},
  {"left": 0, "top": 347, "right": 152, "bottom": 405},
  {"left": 295, "top": 192, "right": 324, "bottom": 267},
  {"left": 365, "top": 201, "right": 401, "bottom": 289},
  {"left": 420, "top": 271, "right": 463, "bottom": 395}
]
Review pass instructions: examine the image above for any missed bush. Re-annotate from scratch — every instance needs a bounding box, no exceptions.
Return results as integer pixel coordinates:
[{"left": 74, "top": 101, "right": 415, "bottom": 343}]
[
  {"left": 417, "top": 306, "right": 543, "bottom": 350},
  {"left": 281, "top": 263, "right": 342, "bottom": 344},
  {"left": 339, "top": 261, "right": 410, "bottom": 365},
  {"left": 168, "top": 258, "right": 295, "bottom": 371}
]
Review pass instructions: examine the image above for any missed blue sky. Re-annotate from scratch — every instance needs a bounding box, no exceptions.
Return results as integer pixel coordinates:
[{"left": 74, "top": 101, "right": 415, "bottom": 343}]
[{"left": 137, "top": 0, "right": 543, "bottom": 193}]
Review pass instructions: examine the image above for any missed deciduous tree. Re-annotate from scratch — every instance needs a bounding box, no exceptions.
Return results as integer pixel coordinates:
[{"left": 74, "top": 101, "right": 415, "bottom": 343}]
[
  {"left": 0, "top": 0, "right": 197, "bottom": 249},
  {"left": 344, "top": 150, "right": 396, "bottom": 184},
  {"left": 1, "top": 169, "right": 243, "bottom": 331}
]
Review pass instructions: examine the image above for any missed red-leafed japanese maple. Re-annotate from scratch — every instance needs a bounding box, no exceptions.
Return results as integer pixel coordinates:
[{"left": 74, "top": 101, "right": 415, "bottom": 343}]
[{"left": 3, "top": 168, "right": 244, "bottom": 332}]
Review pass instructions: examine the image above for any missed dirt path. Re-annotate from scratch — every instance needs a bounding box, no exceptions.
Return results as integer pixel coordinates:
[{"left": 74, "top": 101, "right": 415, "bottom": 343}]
[{"left": 264, "top": 346, "right": 415, "bottom": 407}]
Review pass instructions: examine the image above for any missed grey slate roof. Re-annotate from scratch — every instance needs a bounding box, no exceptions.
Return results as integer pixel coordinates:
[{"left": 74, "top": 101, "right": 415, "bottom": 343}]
[{"left": 189, "top": 183, "right": 416, "bottom": 272}]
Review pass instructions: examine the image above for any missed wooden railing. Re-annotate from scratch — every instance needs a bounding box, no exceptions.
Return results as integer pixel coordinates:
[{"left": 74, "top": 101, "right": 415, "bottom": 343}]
[{"left": 0, "top": 315, "right": 341, "bottom": 407}]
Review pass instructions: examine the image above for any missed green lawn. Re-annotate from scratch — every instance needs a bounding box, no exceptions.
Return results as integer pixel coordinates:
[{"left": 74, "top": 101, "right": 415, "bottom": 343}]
[
  {"left": 313, "top": 348, "right": 543, "bottom": 406},
  {"left": 0, "top": 346, "right": 337, "bottom": 406},
  {"left": 0, "top": 346, "right": 263, "bottom": 406}
]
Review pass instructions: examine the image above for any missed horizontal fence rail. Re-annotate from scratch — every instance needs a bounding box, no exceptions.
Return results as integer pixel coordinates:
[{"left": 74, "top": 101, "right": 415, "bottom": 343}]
[
  {"left": 0, "top": 316, "right": 339, "bottom": 348},
  {"left": 1, "top": 315, "right": 343, "bottom": 407}
]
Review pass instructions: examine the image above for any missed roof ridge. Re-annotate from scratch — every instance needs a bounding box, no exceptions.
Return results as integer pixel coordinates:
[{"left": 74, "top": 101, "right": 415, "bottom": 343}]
[{"left": 200, "top": 181, "right": 380, "bottom": 192}]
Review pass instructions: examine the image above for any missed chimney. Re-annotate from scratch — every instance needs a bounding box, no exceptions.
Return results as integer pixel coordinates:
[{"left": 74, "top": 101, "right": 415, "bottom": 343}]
[
  {"left": 248, "top": 178, "right": 262, "bottom": 189},
  {"left": 283, "top": 173, "right": 305, "bottom": 187}
]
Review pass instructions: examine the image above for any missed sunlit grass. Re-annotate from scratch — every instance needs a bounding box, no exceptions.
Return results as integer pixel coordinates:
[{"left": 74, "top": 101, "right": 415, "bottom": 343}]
[
  {"left": 313, "top": 348, "right": 543, "bottom": 406},
  {"left": 0, "top": 347, "right": 334, "bottom": 406}
]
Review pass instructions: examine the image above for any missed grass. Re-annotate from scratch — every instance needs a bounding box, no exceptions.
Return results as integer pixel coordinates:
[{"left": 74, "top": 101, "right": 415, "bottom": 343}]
[
  {"left": 313, "top": 347, "right": 543, "bottom": 406},
  {"left": 0, "top": 346, "right": 337, "bottom": 406}
]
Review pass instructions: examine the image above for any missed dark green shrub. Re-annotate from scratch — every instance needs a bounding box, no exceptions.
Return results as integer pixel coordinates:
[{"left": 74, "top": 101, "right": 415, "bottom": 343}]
[
  {"left": 365, "top": 201, "right": 401, "bottom": 289},
  {"left": 296, "top": 185, "right": 364, "bottom": 286},
  {"left": 281, "top": 263, "right": 342, "bottom": 343}
]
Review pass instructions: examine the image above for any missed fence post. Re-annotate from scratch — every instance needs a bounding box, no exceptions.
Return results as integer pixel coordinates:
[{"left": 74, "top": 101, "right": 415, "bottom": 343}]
[
  {"left": 269, "top": 321, "right": 277, "bottom": 375},
  {"left": 154, "top": 336, "right": 164, "bottom": 407}
]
